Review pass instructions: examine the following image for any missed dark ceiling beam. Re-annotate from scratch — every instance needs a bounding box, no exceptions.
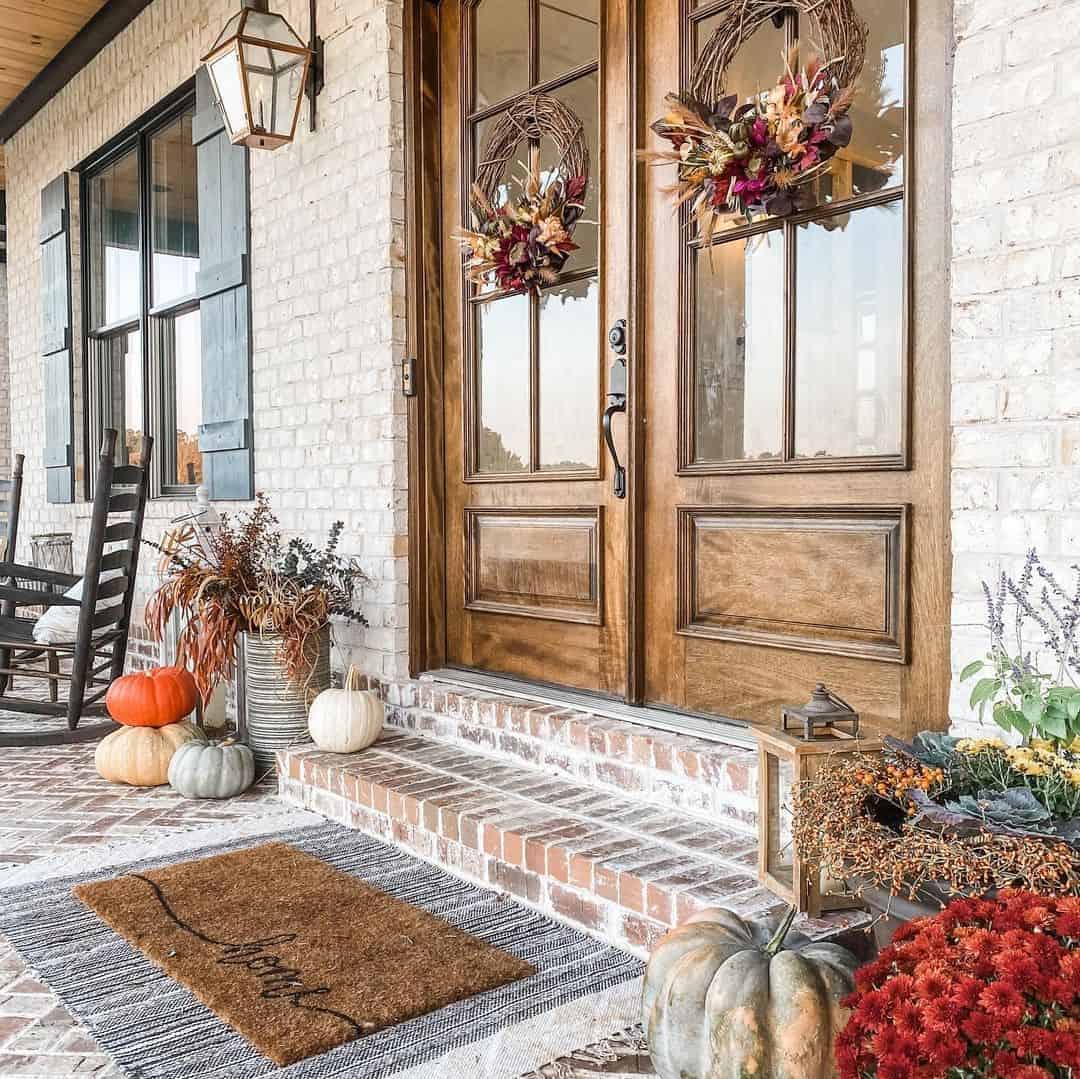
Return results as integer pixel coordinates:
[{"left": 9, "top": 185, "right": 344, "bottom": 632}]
[{"left": 0, "top": 0, "right": 156, "bottom": 144}]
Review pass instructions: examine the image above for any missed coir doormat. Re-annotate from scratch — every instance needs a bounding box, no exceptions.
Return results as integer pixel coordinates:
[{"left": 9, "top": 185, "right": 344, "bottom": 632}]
[
  {"left": 73, "top": 842, "right": 536, "bottom": 1066},
  {"left": 0, "top": 822, "right": 643, "bottom": 1079}
]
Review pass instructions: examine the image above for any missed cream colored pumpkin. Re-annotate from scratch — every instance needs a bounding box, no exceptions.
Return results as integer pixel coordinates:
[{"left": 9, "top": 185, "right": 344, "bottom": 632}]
[
  {"left": 308, "top": 666, "right": 384, "bottom": 753},
  {"left": 95, "top": 722, "right": 204, "bottom": 787},
  {"left": 642, "top": 906, "right": 859, "bottom": 1079}
]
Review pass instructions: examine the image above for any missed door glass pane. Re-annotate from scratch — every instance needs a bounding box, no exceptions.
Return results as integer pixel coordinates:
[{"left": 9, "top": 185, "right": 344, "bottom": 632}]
[
  {"left": 543, "top": 72, "right": 599, "bottom": 271},
  {"left": 794, "top": 202, "right": 904, "bottom": 459},
  {"left": 87, "top": 149, "right": 140, "bottom": 329},
  {"left": 539, "top": 0, "right": 600, "bottom": 83},
  {"left": 92, "top": 329, "right": 143, "bottom": 466},
  {"left": 151, "top": 110, "right": 199, "bottom": 307},
  {"left": 154, "top": 308, "right": 203, "bottom": 486},
  {"left": 474, "top": 0, "right": 529, "bottom": 110},
  {"left": 693, "top": 232, "right": 784, "bottom": 464},
  {"left": 477, "top": 294, "right": 530, "bottom": 473},
  {"left": 539, "top": 276, "right": 598, "bottom": 471}
]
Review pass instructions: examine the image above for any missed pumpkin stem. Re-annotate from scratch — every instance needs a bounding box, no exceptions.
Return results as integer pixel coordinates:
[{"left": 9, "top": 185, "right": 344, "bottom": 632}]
[
  {"left": 764, "top": 906, "right": 798, "bottom": 956},
  {"left": 345, "top": 665, "right": 361, "bottom": 693}
]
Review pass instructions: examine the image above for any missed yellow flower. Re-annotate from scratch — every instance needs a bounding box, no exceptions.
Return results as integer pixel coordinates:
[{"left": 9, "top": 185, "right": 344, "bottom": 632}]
[{"left": 956, "top": 737, "right": 1005, "bottom": 754}]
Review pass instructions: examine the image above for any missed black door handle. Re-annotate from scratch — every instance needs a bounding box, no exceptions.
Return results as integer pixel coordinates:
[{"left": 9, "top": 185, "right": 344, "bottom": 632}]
[{"left": 604, "top": 319, "right": 628, "bottom": 499}]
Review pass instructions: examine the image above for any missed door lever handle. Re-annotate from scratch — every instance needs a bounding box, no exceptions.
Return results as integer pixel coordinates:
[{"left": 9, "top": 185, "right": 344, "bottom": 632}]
[{"left": 603, "top": 319, "right": 628, "bottom": 500}]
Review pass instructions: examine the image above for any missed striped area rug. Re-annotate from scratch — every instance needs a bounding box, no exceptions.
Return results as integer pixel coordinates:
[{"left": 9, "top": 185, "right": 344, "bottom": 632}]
[{"left": 0, "top": 821, "right": 643, "bottom": 1079}]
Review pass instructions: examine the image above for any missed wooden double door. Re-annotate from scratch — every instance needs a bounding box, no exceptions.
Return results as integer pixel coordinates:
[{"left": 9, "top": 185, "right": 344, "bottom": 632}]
[{"left": 433, "top": 0, "right": 949, "bottom": 737}]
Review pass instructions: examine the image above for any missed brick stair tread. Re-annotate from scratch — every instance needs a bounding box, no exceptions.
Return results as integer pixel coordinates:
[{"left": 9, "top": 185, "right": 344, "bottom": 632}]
[{"left": 281, "top": 734, "right": 864, "bottom": 946}]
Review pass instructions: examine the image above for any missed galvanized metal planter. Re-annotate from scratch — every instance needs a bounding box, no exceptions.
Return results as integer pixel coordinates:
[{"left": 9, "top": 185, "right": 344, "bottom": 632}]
[{"left": 235, "top": 626, "right": 330, "bottom": 775}]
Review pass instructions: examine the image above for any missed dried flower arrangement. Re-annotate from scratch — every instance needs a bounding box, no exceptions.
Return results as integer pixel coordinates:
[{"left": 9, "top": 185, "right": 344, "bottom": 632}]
[
  {"left": 455, "top": 92, "right": 589, "bottom": 295},
  {"left": 146, "top": 495, "right": 367, "bottom": 702},
  {"left": 792, "top": 745, "right": 1080, "bottom": 903},
  {"left": 837, "top": 891, "right": 1080, "bottom": 1078},
  {"left": 963, "top": 549, "right": 1080, "bottom": 747},
  {"left": 644, "top": 49, "right": 856, "bottom": 229}
]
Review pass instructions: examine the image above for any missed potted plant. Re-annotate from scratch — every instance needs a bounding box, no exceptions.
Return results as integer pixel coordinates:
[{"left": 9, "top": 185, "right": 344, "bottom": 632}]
[
  {"left": 836, "top": 890, "right": 1080, "bottom": 1078},
  {"left": 146, "top": 495, "right": 367, "bottom": 773}
]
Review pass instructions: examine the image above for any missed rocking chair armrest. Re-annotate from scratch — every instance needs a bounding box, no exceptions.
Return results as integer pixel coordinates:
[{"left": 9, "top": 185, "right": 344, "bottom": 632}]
[{"left": 0, "top": 562, "right": 80, "bottom": 588}]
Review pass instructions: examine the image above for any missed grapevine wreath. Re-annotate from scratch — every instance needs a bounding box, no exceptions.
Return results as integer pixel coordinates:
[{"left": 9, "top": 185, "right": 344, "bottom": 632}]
[
  {"left": 456, "top": 92, "right": 590, "bottom": 295},
  {"left": 645, "top": 0, "right": 869, "bottom": 231}
]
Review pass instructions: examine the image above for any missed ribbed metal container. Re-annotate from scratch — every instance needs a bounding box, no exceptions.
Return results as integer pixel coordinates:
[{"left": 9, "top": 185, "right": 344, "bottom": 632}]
[{"left": 235, "top": 627, "right": 330, "bottom": 775}]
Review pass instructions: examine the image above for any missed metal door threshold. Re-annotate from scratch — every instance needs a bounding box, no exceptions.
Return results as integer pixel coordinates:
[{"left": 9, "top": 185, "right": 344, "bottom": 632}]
[{"left": 421, "top": 668, "right": 758, "bottom": 750}]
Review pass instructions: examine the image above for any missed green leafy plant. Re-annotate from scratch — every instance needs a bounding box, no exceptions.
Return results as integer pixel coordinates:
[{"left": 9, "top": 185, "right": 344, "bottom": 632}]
[{"left": 962, "top": 549, "right": 1080, "bottom": 746}]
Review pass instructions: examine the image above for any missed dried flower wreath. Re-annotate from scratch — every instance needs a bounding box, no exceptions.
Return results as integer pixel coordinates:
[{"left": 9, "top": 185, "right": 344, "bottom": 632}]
[
  {"left": 644, "top": 0, "right": 868, "bottom": 231},
  {"left": 456, "top": 93, "right": 589, "bottom": 295}
]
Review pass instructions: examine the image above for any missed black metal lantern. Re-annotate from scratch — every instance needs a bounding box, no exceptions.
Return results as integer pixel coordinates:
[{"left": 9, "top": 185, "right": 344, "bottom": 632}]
[
  {"left": 781, "top": 682, "right": 860, "bottom": 740},
  {"left": 202, "top": 0, "right": 318, "bottom": 150}
]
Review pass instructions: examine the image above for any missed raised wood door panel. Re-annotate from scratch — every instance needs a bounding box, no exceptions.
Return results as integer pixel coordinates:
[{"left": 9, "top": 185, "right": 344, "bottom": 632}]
[
  {"left": 440, "top": 0, "right": 630, "bottom": 695},
  {"left": 639, "top": 0, "right": 950, "bottom": 739}
]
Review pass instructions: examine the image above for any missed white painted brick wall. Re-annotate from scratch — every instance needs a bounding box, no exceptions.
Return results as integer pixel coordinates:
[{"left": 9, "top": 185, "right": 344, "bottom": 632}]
[
  {"left": 950, "top": 0, "right": 1080, "bottom": 733},
  {"left": 3, "top": 0, "right": 408, "bottom": 680},
  {"left": 0, "top": 270, "right": 9, "bottom": 479}
]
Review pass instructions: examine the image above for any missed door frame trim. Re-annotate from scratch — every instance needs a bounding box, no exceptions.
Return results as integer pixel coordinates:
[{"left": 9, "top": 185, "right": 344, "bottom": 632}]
[{"left": 404, "top": 0, "right": 646, "bottom": 701}]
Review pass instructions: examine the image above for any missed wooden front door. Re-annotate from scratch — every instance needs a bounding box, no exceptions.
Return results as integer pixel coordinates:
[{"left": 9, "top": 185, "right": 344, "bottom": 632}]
[
  {"left": 429, "top": 0, "right": 949, "bottom": 735},
  {"left": 638, "top": 0, "right": 950, "bottom": 736},
  {"left": 438, "top": 0, "right": 632, "bottom": 695}
]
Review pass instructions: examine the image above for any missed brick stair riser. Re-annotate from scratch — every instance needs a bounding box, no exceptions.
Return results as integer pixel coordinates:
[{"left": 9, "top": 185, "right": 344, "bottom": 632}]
[
  {"left": 278, "top": 773, "right": 777, "bottom": 957},
  {"left": 375, "top": 685, "right": 758, "bottom": 837}
]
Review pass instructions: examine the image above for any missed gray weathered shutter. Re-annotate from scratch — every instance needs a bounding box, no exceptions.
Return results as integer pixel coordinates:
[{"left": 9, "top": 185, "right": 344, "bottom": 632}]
[
  {"left": 40, "top": 174, "right": 74, "bottom": 504},
  {"left": 194, "top": 66, "right": 253, "bottom": 500}
]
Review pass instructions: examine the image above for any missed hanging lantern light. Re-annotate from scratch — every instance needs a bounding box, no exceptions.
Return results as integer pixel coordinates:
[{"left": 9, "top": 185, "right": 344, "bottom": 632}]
[{"left": 201, "top": 0, "right": 317, "bottom": 150}]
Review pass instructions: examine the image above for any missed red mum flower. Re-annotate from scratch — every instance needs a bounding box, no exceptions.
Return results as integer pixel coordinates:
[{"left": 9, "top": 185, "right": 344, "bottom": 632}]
[
  {"left": 913, "top": 966, "right": 953, "bottom": 1001},
  {"left": 951, "top": 974, "right": 985, "bottom": 1011},
  {"left": 1055, "top": 912, "right": 1080, "bottom": 938},
  {"left": 961, "top": 1010, "right": 1003, "bottom": 1044},
  {"left": 980, "top": 981, "right": 1028, "bottom": 1025},
  {"left": 1010, "top": 1067, "right": 1054, "bottom": 1079}
]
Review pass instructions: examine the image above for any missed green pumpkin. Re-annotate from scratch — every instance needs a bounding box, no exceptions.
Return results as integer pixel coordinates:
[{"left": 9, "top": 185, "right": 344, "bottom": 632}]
[
  {"left": 642, "top": 906, "right": 859, "bottom": 1079},
  {"left": 167, "top": 738, "right": 255, "bottom": 799}
]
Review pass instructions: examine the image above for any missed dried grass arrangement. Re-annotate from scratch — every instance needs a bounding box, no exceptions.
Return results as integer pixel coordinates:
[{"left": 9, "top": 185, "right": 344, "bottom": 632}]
[
  {"left": 146, "top": 496, "right": 367, "bottom": 702},
  {"left": 456, "top": 93, "right": 589, "bottom": 294},
  {"left": 792, "top": 752, "right": 1080, "bottom": 903}
]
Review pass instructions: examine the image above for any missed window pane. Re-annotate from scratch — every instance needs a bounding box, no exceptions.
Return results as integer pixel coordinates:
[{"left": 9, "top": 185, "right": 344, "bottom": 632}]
[
  {"left": 92, "top": 329, "right": 143, "bottom": 466},
  {"left": 477, "top": 294, "right": 530, "bottom": 473},
  {"left": 87, "top": 150, "right": 140, "bottom": 328},
  {"left": 794, "top": 203, "right": 903, "bottom": 459},
  {"left": 539, "top": 276, "right": 598, "bottom": 471},
  {"left": 539, "top": 0, "right": 599, "bottom": 83},
  {"left": 543, "top": 72, "right": 599, "bottom": 271},
  {"left": 154, "top": 308, "right": 204, "bottom": 486},
  {"left": 151, "top": 110, "right": 199, "bottom": 307},
  {"left": 474, "top": 0, "right": 529, "bottom": 110},
  {"left": 693, "top": 232, "right": 784, "bottom": 464}
]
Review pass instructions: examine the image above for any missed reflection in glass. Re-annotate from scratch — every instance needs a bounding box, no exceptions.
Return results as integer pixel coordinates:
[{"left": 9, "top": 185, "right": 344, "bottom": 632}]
[
  {"left": 477, "top": 294, "right": 531, "bottom": 473},
  {"left": 474, "top": 0, "right": 529, "bottom": 109},
  {"left": 794, "top": 203, "right": 903, "bottom": 459},
  {"left": 154, "top": 308, "right": 203, "bottom": 485},
  {"left": 151, "top": 110, "right": 199, "bottom": 307},
  {"left": 539, "top": 0, "right": 600, "bottom": 82},
  {"left": 92, "top": 329, "right": 143, "bottom": 466},
  {"left": 87, "top": 150, "right": 140, "bottom": 329},
  {"left": 539, "top": 277, "right": 598, "bottom": 471},
  {"left": 694, "top": 233, "right": 784, "bottom": 463},
  {"left": 544, "top": 73, "right": 599, "bottom": 270}
]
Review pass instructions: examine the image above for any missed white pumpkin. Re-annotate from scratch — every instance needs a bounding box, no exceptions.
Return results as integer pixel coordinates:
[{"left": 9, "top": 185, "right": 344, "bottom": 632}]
[
  {"left": 168, "top": 738, "right": 256, "bottom": 799},
  {"left": 95, "top": 722, "right": 204, "bottom": 787},
  {"left": 308, "top": 666, "right": 384, "bottom": 753}
]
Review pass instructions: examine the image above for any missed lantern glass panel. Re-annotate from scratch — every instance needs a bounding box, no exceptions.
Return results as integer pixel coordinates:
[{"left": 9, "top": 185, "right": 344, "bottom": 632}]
[
  {"left": 208, "top": 48, "right": 247, "bottom": 139},
  {"left": 243, "top": 9, "right": 305, "bottom": 47},
  {"left": 241, "top": 41, "right": 306, "bottom": 138},
  {"left": 208, "top": 11, "right": 243, "bottom": 52}
]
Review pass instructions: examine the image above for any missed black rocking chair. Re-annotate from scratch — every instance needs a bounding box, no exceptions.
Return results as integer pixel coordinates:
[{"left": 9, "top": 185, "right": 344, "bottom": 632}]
[{"left": 0, "top": 430, "right": 153, "bottom": 746}]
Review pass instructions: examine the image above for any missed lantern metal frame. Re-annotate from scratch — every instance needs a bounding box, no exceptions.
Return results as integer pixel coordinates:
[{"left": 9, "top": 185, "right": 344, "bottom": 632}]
[{"left": 201, "top": 0, "right": 322, "bottom": 151}]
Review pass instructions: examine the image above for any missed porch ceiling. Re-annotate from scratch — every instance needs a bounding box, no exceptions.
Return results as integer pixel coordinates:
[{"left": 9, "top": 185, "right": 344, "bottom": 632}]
[{"left": 0, "top": 0, "right": 111, "bottom": 184}]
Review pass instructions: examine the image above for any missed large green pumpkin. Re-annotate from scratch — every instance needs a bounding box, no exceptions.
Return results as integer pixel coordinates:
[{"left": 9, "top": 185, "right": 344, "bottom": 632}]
[{"left": 642, "top": 906, "right": 859, "bottom": 1079}]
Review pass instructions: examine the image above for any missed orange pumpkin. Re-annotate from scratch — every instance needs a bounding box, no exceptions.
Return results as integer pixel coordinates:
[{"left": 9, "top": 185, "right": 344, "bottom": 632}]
[{"left": 105, "top": 666, "right": 199, "bottom": 728}]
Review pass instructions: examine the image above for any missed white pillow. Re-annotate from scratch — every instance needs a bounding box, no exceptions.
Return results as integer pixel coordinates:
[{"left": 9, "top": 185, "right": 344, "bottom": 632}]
[{"left": 32, "top": 573, "right": 123, "bottom": 644}]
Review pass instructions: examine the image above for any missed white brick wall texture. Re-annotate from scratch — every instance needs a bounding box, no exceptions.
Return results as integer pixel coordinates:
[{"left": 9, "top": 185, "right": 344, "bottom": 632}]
[
  {"left": 949, "top": 0, "right": 1080, "bottom": 734},
  {"left": 0, "top": 270, "right": 9, "bottom": 479},
  {"left": 3, "top": 0, "right": 408, "bottom": 680}
]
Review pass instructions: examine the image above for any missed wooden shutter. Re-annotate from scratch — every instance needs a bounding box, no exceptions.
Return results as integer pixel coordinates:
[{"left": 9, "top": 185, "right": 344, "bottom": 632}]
[
  {"left": 40, "top": 174, "right": 74, "bottom": 503},
  {"left": 193, "top": 66, "right": 253, "bottom": 500}
]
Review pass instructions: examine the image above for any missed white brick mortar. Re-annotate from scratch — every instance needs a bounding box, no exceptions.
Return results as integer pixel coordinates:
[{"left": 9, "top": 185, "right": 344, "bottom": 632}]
[{"left": 2, "top": 0, "right": 408, "bottom": 680}]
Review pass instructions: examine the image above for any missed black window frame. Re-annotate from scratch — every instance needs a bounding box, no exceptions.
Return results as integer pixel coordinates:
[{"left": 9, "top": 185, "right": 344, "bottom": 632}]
[{"left": 79, "top": 80, "right": 202, "bottom": 499}]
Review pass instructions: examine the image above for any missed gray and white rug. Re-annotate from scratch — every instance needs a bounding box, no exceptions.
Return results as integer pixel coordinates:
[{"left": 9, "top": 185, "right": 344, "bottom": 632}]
[{"left": 0, "top": 821, "right": 644, "bottom": 1079}]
